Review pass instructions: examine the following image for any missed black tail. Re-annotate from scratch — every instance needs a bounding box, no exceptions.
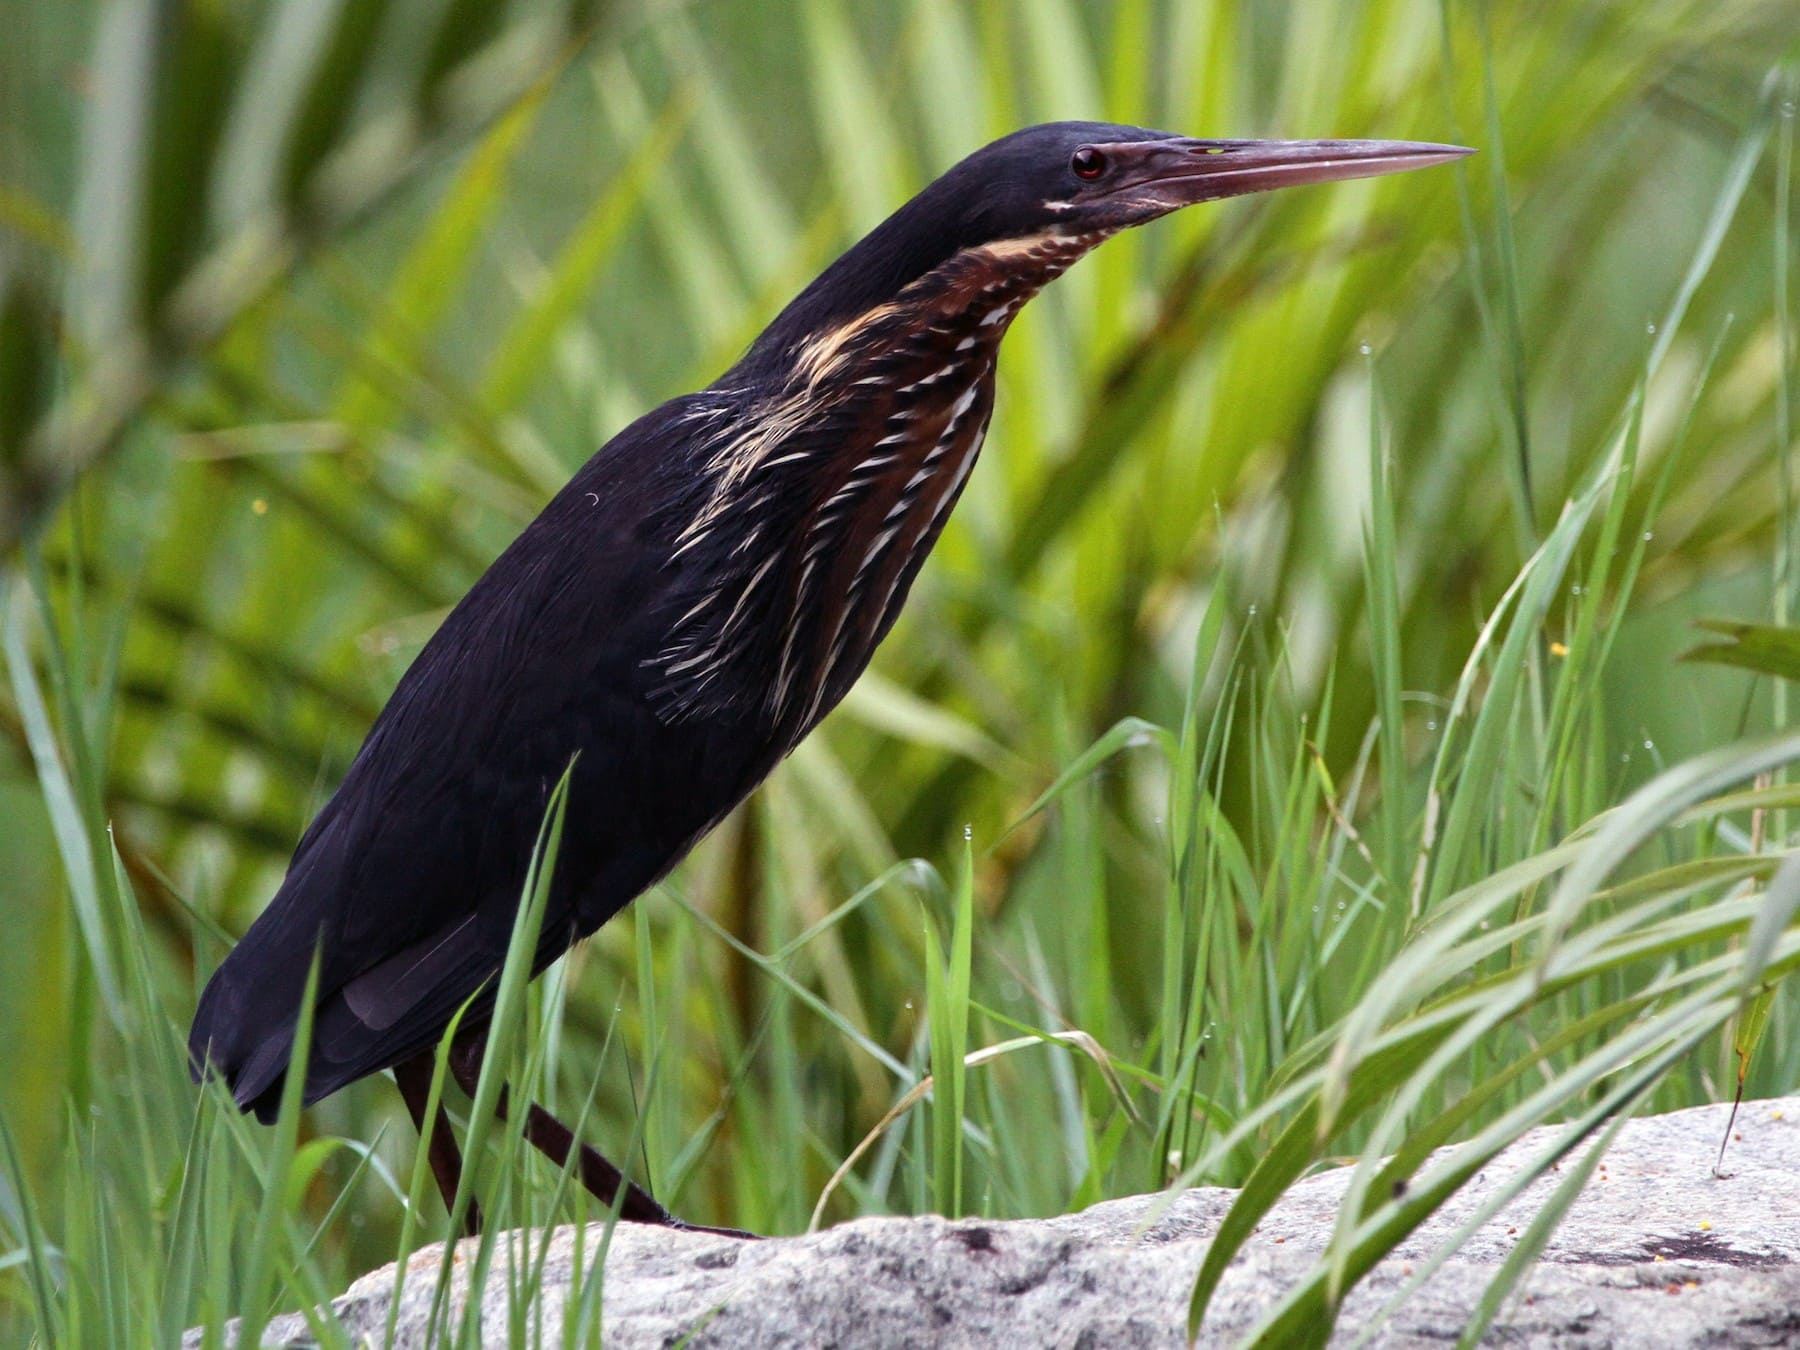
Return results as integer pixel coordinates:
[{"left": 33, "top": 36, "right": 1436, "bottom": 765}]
[{"left": 189, "top": 974, "right": 297, "bottom": 1120}]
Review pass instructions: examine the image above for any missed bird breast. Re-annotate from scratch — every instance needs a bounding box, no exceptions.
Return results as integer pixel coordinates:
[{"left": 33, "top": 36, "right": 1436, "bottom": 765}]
[
  {"left": 644, "top": 227, "right": 1113, "bottom": 735},
  {"left": 647, "top": 364, "right": 994, "bottom": 734}
]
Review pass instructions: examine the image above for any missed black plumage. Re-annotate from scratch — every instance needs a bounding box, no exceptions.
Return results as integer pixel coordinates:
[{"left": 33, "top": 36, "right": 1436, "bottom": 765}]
[{"left": 189, "top": 121, "right": 1468, "bottom": 1229}]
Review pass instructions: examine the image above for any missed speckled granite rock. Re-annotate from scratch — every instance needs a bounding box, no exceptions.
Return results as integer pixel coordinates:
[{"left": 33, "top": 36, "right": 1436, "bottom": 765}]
[{"left": 204, "top": 1096, "right": 1800, "bottom": 1347}]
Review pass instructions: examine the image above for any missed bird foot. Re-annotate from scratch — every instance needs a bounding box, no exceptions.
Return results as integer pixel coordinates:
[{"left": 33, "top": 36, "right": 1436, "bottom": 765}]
[{"left": 659, "top": 1215, "right": 761, "bottom": 1240}]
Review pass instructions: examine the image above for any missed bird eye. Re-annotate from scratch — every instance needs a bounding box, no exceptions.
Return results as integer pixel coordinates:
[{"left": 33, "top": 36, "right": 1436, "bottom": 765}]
[{"left": 1070, "top": 147, "right": 1108, "bottom": 181}]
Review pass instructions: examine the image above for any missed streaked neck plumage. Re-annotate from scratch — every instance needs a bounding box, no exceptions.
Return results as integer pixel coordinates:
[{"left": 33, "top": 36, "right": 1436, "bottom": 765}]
[{"left": 649, "top": 226, "right": 1117, "bottom": 733}]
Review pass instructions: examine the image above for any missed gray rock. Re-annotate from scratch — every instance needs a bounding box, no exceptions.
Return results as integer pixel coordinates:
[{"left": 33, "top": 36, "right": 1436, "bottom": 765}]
[{"left": 212, "top": 1096, "right": 1800, "bottom": 1347}]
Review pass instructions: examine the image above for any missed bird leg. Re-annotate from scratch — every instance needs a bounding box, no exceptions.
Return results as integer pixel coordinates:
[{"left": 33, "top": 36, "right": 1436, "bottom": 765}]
[
  {"left": 448, "top": 1025, "right": 756, "bottom": 1239},
  {"left": 393, "top": 1051, "right": 481, "bottom": 1236}
]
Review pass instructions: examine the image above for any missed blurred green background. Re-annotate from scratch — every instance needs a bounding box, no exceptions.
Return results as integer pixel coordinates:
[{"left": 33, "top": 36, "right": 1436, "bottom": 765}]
[{"left": 2, "top": 0, "right": 1798, "bottom": 1340}]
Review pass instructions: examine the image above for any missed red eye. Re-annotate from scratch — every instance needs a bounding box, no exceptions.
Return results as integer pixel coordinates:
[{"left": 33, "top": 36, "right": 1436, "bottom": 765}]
[{"left": 1070, "top": 146, "right": 1108, "bottom": 180}]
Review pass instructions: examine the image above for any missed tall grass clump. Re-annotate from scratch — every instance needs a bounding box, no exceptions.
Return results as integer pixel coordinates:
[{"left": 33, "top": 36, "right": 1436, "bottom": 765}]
[{"left": 3, "top": 1, "right": 1798, "bottom": 1345}]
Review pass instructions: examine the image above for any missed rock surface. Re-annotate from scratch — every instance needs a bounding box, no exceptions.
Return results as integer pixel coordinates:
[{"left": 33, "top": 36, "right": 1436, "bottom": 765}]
[{"left": 221, "top": 1097, "right": 1800, "bottom": 1347}]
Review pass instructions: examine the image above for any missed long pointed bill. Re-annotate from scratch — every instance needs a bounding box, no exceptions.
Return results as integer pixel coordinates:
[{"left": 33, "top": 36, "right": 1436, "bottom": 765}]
[{"left": 1101, "top": 137, "right": 1474, "bottom": 208}]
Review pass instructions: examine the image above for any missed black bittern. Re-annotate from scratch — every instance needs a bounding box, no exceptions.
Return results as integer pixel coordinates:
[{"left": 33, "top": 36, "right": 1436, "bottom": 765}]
[{"left": 189, "top": 122, "right": 1469, "bottom": 1235}]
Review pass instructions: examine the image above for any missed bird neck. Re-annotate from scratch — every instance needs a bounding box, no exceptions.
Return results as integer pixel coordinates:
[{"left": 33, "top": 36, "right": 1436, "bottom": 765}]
[{"left": 749, "top": 226, "right": 1116, "bottom": 397}]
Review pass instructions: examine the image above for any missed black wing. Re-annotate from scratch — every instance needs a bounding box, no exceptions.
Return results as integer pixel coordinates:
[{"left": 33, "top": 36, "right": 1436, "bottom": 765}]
[{"left": 188, "top": 397, "right": 768, "bottom": 1118}]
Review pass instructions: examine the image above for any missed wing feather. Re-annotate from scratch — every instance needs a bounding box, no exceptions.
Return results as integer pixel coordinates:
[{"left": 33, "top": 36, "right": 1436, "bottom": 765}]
[{"left": 189, "top": 396, "right": 768, "bottom": 1110}]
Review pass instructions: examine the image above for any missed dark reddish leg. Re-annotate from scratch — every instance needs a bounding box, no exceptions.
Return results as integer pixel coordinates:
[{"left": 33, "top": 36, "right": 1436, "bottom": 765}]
[
  {"left": 394, "top": 1051, "right": 481, "bottom": 1236},
  {"left": 448, "top": 1025, "right": 755, "bottom": 1239}
]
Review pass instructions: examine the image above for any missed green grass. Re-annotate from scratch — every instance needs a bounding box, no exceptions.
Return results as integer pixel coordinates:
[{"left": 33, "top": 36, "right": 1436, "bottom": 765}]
[{"left": 3, "top": 1, "right": 1799, "bottom": 1346}]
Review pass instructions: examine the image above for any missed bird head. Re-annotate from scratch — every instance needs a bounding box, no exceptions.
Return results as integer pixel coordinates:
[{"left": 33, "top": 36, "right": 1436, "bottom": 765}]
[
  {"left": 738, "top": 120, "right": 1470, "bottom": 383},
  {"left": 958, "top": 121, "right": 1473, "bottom": 237}
]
